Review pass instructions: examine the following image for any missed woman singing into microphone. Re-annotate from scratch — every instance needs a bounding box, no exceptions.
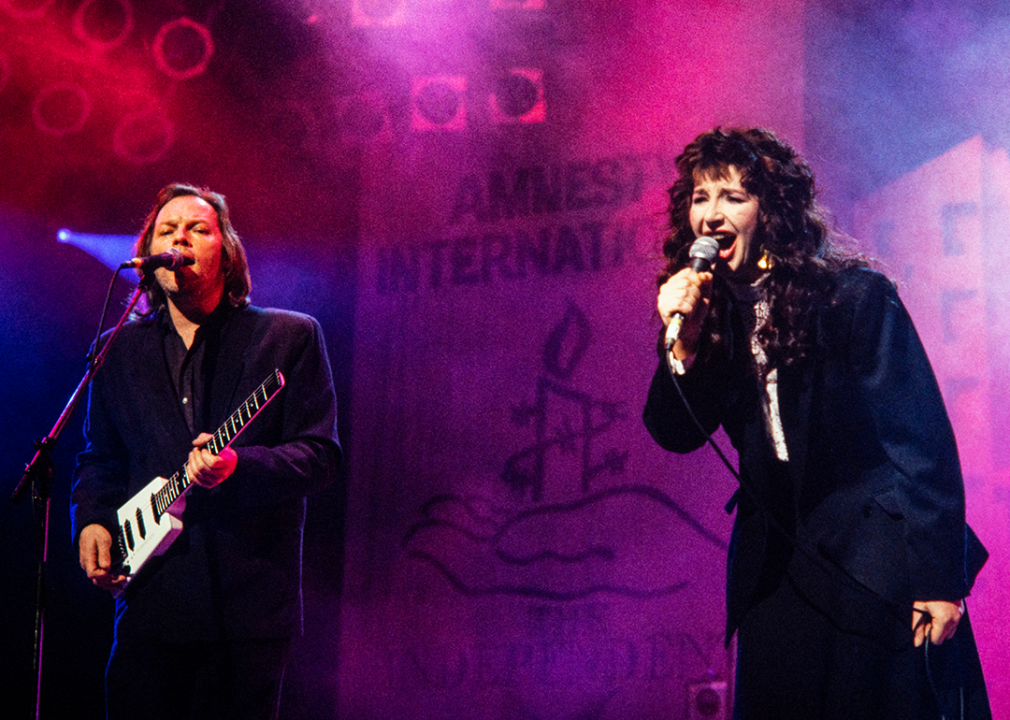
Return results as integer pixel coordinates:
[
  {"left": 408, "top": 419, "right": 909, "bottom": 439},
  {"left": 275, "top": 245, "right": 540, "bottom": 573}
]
[{"left": 643, "top": 127, "right": 990, "bottom": 719}]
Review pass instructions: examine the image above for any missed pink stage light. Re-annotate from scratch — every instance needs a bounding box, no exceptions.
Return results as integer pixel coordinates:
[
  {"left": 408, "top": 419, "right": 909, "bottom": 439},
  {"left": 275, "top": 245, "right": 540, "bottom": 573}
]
[
  {"left": 72, "top": 0, "right": 133, "bottom": 52},
  {"left": 32, "top": 82, "right": 91, "bottom": 136},
  {"left": 113, "top": 109, "right": 175, "bottom": 164},
  {"left": 153, "top": 17, "right": 214, "bottom": 81},
  {"left": 490, "top": 68, "right": 545, "bottom": 124},
  {"left": 412, "top": 75, "right": 466, "bottom": 131}
]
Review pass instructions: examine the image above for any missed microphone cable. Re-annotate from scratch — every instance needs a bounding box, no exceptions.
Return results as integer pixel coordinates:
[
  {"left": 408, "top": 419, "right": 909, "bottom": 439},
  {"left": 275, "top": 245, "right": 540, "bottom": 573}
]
[
  {"left": 85, "top": 259, "right": 160, "bottom": 367},
  {"left": 86, "top": 265, "right": 131, "bottom": 368},
  {"left": 925, "top": 632, "right": 966, "bottom": 720}
]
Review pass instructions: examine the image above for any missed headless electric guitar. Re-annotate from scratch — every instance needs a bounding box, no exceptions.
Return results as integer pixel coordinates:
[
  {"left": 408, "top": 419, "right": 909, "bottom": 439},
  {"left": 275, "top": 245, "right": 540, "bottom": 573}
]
[{"left": 110, "top": 369, "right": 285, "bottom": 593}]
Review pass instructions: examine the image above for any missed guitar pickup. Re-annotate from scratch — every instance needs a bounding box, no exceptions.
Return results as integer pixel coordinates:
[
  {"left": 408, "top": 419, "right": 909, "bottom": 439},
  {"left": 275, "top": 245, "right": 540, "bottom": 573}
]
[
  {"left": 135, "top": 507, "right": 146, "bottom": 539},
  {"left": 123, "top": 519, "right": 135, "bottom": 551}
]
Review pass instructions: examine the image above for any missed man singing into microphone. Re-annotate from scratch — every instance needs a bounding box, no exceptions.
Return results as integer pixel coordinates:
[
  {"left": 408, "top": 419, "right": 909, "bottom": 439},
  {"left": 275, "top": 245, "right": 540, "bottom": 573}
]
[
  {"left": 644, "top": 128, "right": 990, "bottom": 719},
  {"left": 71, "top": 183, "right": 341, "bottom": 719}
]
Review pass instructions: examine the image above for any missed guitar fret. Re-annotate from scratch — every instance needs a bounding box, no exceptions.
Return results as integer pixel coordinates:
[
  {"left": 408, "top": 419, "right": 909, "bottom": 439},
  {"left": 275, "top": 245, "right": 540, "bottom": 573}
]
[{"left": 112, "top": 370, "right": 285, "bottom": 584}]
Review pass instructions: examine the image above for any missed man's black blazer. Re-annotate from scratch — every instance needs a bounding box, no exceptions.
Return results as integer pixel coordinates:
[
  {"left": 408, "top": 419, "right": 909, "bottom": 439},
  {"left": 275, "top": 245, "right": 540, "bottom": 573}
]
[{"left": 72, "top": 304, "right": 342, "bottom": 643}]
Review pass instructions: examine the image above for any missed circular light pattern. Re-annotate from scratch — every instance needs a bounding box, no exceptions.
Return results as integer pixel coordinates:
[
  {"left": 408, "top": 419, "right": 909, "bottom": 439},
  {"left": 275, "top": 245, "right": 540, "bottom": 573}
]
[
  {"left": 72, "top": 0, "right": 134, "bottom": 51},
  {"left": 113, "top": 109, "right": 174, "bottom": 164},
  {"left": 0, "top": 0, "right": 56, "bottom": 19},
  {"left": 495, "top": 73, "right": 539, "bottom": 118},
  {"left": 152, "top": 17, "right": 214, "bottom": 80},
  {"left": 32, "top": 82, "right": 91, "bottom": 135},
  {"left": 416, "top": 81, "right": 460, "bottom": 126},
  {"left": 694, "top": 687, "right": 723, "bottom": 717}
]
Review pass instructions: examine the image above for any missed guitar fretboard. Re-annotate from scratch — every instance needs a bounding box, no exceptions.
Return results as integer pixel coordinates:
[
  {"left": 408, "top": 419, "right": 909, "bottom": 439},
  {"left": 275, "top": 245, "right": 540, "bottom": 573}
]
[{"left": 152, "top": 369, "right": 285, "bottom": 517}]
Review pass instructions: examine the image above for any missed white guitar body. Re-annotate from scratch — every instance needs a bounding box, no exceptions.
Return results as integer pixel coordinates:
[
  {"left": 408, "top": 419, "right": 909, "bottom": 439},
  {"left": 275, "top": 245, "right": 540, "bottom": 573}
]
[
  {"left": 114, "top": 475, "right": 187, "bottom": 593},
  {"left": 110, "top": 370, "right": 284, "bottom": 594}
]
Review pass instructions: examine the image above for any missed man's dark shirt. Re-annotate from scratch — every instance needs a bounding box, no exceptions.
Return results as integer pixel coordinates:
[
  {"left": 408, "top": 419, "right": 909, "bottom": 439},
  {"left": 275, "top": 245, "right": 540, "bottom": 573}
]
[{"left": 71, "top": 302, "right": 341, "bottom": 642}]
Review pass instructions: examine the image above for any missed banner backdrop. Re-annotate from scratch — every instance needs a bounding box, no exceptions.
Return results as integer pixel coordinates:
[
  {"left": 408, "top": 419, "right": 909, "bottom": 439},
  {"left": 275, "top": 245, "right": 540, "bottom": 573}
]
[
  {"left": 343, "top": 147, "right": 735, "bottom": 720},
  {"left": 853, "top": 137, "right": 1010, "bottom": 714},
  {"left": 340, "top": 3, "right": 805, "bottom": 718}
]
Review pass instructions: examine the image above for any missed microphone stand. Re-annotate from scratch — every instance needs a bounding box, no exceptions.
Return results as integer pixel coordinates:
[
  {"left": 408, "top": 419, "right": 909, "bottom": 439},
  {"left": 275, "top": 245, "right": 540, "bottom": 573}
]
[{"left": 9, "top": 279, "right": 148, "bottom": 720}]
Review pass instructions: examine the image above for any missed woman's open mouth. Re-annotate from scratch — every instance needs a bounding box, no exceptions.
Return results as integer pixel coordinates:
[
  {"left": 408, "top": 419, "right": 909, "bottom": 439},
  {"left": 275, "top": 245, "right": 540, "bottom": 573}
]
[{"left": 712, "top": 233, "right": 736, "bottom": 260}]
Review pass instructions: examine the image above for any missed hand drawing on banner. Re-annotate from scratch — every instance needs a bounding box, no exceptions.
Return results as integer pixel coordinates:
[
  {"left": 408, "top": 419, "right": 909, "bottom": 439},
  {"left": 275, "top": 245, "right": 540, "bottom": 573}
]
[{"left": 404, "top": 301, "right": 728, "bottom": 599}]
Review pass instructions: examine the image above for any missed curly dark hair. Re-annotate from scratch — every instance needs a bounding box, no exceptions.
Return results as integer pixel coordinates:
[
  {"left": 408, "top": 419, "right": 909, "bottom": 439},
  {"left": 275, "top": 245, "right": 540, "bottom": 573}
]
[
  {"left": 662, "top": 127, "right": 869, "bottom": 368},
  {"left": 133, "top": 183, "right": 251, "bottom": 316}
]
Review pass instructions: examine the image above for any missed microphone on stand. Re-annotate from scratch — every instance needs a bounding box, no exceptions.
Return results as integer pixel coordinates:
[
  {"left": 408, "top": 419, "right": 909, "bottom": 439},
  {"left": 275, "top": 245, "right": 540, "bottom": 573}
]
[
  {"left": 119, "top": 248, "right": 194, "bottom": 272},
  {"left": 664, "top": 236, "right": 719, "bottom": 351}
]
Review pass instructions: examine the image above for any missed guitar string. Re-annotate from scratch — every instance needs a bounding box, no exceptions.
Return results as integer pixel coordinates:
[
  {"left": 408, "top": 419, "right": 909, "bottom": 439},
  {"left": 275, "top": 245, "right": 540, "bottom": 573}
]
[{"left": 116, "top": 372, "right": 282, "bottom": 563}]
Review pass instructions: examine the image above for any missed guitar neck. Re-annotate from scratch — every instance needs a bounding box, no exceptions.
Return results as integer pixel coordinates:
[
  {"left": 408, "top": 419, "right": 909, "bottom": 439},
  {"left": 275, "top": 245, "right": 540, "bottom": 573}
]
[{"left": 153, "top": 370, "right": 285, "bottom": 510}]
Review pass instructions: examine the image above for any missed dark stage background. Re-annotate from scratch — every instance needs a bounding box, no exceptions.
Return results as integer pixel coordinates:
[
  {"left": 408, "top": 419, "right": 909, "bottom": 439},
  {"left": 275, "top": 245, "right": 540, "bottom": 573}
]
[{"left": 1, "top": 2, "right": 1008, "bottom": 719}]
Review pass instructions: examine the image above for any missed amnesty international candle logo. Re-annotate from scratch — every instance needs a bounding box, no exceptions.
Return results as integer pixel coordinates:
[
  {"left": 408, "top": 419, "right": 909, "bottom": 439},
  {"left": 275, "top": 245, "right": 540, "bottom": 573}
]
[
  {"left": 504, "top": 302, "right": 627, "bottom": 502},
  {"left": 402, "top": 302, "right": 726, "bottom": 602}
]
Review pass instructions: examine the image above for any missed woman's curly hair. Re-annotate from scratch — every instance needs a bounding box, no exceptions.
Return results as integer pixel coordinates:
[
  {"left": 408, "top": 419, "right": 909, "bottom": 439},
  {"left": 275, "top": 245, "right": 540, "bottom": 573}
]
[{"left": 661, "top": 127, "right": 868, "bottom": 369}]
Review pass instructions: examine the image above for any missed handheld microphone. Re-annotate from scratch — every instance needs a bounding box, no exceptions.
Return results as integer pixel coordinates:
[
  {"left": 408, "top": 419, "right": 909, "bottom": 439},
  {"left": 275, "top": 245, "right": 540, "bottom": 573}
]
[
  {"left": 119, "top": 248, "right": 194, "bottom": 273},
  {"left": 664, "top": 236, "right": 720, "bottom": 351}
]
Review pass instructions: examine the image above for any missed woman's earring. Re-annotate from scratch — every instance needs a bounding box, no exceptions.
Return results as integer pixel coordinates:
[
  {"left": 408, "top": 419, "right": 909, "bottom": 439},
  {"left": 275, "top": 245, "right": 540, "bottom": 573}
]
[{"left": 757, "top": 249, "right": 774, "bottom": 271}]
